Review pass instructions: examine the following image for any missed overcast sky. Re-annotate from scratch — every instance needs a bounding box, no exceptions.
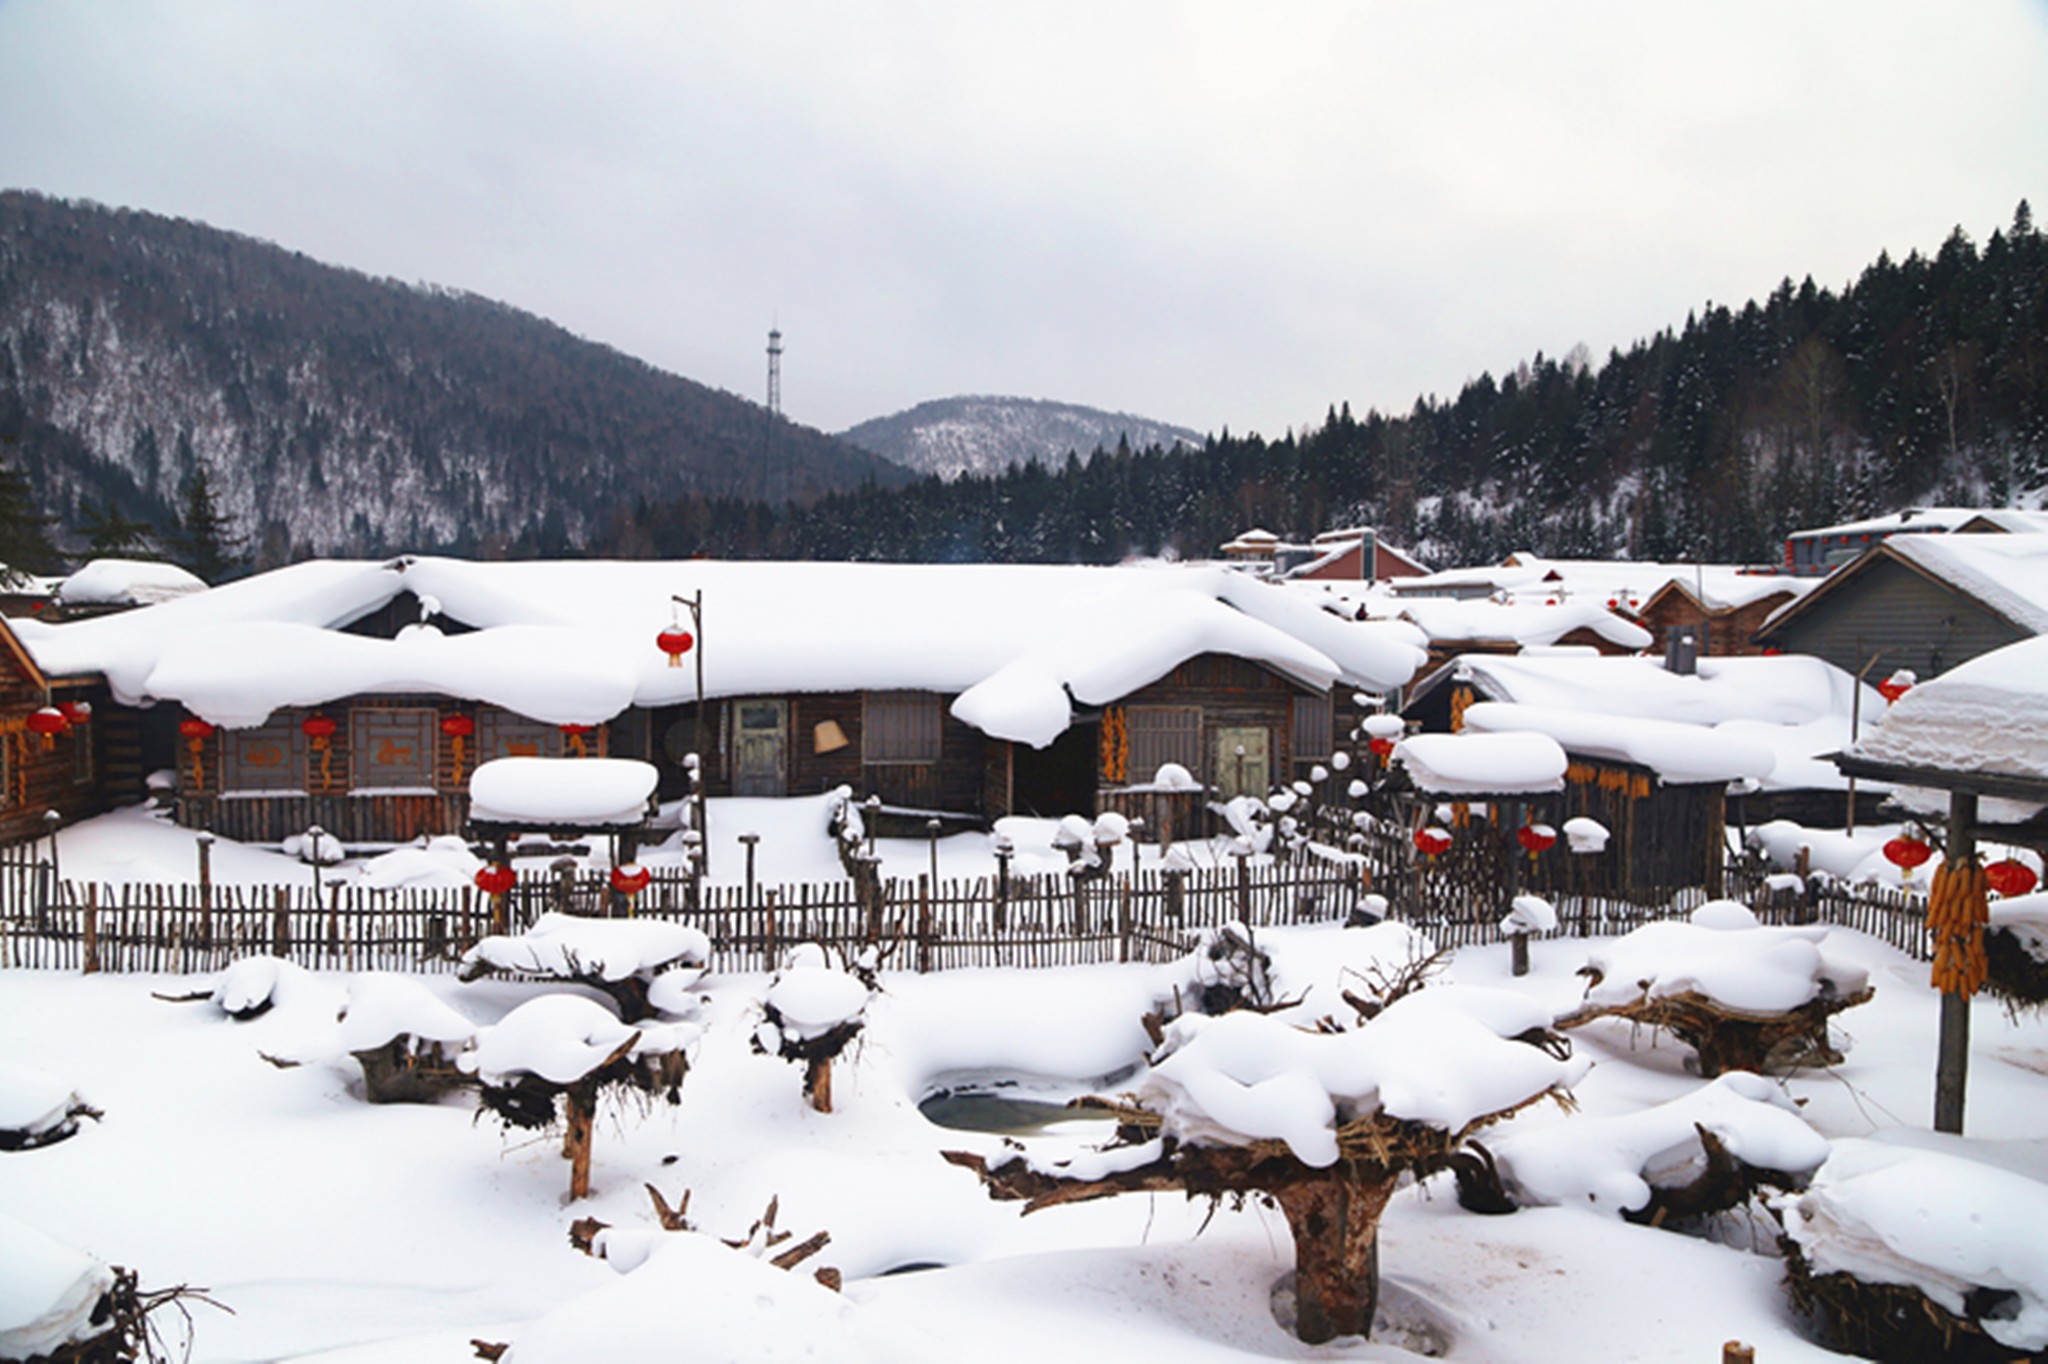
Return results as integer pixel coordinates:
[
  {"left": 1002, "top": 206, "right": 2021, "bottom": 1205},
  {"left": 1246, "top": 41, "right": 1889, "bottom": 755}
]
[{"left": 3, "top": 1, "right": 2045, "bottom": 439}]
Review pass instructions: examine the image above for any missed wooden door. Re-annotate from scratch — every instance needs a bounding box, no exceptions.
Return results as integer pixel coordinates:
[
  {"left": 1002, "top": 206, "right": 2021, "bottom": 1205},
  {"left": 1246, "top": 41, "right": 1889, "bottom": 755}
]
[
  {"left": 1211, "top": 725, "right": 1270, "bottom": 801},
  {"left": 732, "top": 699, "right": 788, "bottom": 797}
]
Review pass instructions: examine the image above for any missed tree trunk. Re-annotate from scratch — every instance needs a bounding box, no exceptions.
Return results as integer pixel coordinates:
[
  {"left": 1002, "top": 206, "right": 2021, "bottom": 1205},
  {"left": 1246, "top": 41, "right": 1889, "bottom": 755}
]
[
  {"left": 565, "top": 1085, "right": 595, "bottom": 1200},
  {"left": 804, "top": 1056, "right": 833, "bottom": 1113},
  {"left": 1270, "top": 1170, "right": 1397, "bottom": 1344}
]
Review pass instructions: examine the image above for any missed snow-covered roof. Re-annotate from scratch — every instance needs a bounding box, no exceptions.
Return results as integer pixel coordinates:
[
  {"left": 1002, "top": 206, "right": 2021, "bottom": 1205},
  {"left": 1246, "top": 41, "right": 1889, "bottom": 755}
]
[
  {"left": 1879, "top": 531, "right": 2048, "bottom": 635},
  {"left": 12, "top": 557, "right": 1430, "bottom": 748},
  {"left": 1386, "top": 554, "right": 1787, "bottom": 612},
  {"left": 1787, "top": 506, "right": 2000, "bottom": 539},
  {"left": 469, "top": 757, "right": 658, "bottom": 828},
  {"left": 1958, "top": 509, "right": 2048, "bottom": 535},
  {"left": 55, "top": 558, "right": 209, "bottom": 607},
  {"left": 1641, "top": 572, "right": 1812, "bottom": 614},
  {"left": 1436, "top": 652, "right": 1880, "bottom": 790},
  {"left": 1847, "top": 635, "right": 2048, "bottom": 786},
  {"left": 1392, "top": 597, "right": 1653, "bottom": 650},
  {"left": 1394, "top": 731, "right": 1569, "bottom": 795}
]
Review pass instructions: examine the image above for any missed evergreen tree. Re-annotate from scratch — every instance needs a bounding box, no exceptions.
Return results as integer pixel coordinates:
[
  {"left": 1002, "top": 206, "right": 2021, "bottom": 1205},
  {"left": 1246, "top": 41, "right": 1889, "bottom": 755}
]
[
  {"left": 170, "top": 466, "right": 245, "bottom": 583},
  {"left": 0, "top": 441, "right": 60, "bottom": 586},
  {"left": 73, "top": 496, "right": 159, "bottom": 559}
]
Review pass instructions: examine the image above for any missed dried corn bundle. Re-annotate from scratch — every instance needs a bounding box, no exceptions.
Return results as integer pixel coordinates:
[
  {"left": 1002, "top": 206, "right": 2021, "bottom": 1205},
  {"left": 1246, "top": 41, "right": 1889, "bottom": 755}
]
[{"left": 1928, "top": 857, "right": 1990, "bottom": 997}]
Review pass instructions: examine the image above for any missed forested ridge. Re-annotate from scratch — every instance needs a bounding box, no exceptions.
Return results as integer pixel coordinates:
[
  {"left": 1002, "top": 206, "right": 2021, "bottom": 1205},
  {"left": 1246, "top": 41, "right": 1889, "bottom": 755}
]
[
  {"left": 586, "top": 202, "right": 2048, "bottom": 567},
  {"left": 0, "top": 190, "right": 905, "bottom": 574}
]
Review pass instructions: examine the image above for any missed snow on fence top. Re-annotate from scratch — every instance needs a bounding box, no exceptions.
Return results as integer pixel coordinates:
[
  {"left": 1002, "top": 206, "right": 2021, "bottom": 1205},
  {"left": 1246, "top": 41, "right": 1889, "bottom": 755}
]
[
  {"left": 1394, "top": 731, "right": 1568, "bottom": 795},
  {"left": 13, "top": 556, "right": 1429, "bottom": 746},
  {"left": 469, "top": 757, "right": 658, "bottom": 828},
  {"left": 1848, "top": 635, "right": 2048, "bottom": 787}
]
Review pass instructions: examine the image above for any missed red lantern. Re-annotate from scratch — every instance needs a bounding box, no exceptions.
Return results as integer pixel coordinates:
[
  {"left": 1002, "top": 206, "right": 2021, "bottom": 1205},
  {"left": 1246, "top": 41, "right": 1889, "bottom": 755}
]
[
  {"left": 1987, "top": 860, "right": 2039, "bottom": 898},
  {"left": 656, "top": 627, "right": 695, "bottom": 668},
  {"left": 1368, "top": 736, "right": 1397, "bottom": 760},
  {"left": 439, "top": 714, "right": 475, "bottom": 738},
  {"left": 1517, "top": 824, "right": 1557, "bottom": 856},
  {"left": 179, "top": 716, "right": 215, "bottom": 788},
  {"left": 1882, "top": 836, "right": 1932, "bottom": 871},
  {"left": 1413, "top": 827, "right": 1453, "bottom": 858},
  {"left": 57, "top": 700, "right": 91, "bottom": 725},
  {"left": 560, "top": 722, "right": 593, "bottom": 756},
  {"left": 300, "top": 714, "right": 337, "bottom": 740},
  {"left": 27, "top": 706, "right": 67, "bottom": 749},
  {"left": 1877, "top": 673, "right": 1915, "bottom": 705},
  {"left": 610, "top": 864, "right": 652, "bottom": 896},
  {"left": 178, "top": 717, "right": 215, "bottom": 741},
  {"left": 474, "top": 864, "right": 516, "bottom": 896}
]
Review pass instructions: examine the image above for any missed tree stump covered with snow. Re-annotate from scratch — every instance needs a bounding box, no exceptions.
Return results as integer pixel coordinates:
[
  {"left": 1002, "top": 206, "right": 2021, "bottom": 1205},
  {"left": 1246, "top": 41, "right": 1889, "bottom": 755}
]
[
  {"left": 753, "top": 945, "right": 875, "bottom": 1114},
  {"left": 458, "top": 912, "right": 710, "bottom": 1022},
  {"left": 1553, "top": 904, "right": 1872, "bottom": 1076},
  {"left": 946, "top": 985, "right": 1581, "bottom": 1344}
]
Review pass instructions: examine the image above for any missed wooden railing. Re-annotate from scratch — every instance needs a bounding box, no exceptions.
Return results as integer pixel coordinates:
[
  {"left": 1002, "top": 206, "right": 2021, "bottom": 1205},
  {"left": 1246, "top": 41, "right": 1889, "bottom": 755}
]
[{"left": 0, "top": 842, "right": 1930, "bottom": 976}]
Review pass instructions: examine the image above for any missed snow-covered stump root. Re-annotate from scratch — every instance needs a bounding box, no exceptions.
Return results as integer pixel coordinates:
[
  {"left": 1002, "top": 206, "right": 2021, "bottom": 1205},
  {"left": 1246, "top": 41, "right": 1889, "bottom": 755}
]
[
  {"left": 1271, "top": 1170, "right": 1397, "bottom": 1344},
  {"left": 803, "top": 1055, "right": 833, "bottom": 1114}
]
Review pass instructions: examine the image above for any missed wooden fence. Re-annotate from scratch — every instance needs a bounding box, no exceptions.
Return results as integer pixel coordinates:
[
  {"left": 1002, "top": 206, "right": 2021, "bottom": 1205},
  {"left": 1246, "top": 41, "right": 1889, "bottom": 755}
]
[{"left": 0, "top": 844, "right": 1931, "bottom": 976}]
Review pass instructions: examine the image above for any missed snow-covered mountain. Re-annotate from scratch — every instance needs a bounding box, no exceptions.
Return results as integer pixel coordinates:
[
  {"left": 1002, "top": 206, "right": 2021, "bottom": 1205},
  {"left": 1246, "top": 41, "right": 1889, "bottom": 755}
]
[{"left": 839, "top": 396, "right": 1203, "bottom": 480}]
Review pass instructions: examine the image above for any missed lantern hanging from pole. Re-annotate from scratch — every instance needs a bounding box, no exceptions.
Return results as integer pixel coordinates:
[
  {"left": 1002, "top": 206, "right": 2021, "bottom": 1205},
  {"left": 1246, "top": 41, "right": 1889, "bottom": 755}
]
[
  {"left": 1413, "top": 826, "right": 1452, "bottom": 858},
  {"left": 178, "top": 717, "right": 215, "bottom": 787},
  {"left": 300, "top": 714, "right": 336, "bottom": 787},
  {"left": 440, "top": 713, "right": 474, "bottom": 782},
  {"left": 474, "top": 863, "right": 516, "bottom": 897},
  {"left": 656, "top": 626, "right": 695, "bottom": 668},
  {"left": 1986, "top": 859, "right": 2039, "bottom": 898},
  {"left": 57, "top": 700, "right": 91, "bottom": 726},
  {"left": 1882, "top": 835, "right": 1933, "bottom": 881},
  {"left": 27, "top": 707, "right": 68, "bottom": 750},
  {"left": 1367, "top": 736, "right": 1396, "bottom": 760},
  {"left": 1877, "top": 670, "right": 1916, "bottom": 705},
  {"left": 560, "top": 722, "right": 594, "bottom": 757},
  {"left": 1517, "top": 823, "right": 1557, "bottom": 859},
  {"left": 610, "top": 863, "right": 652, "bottom": 897}
]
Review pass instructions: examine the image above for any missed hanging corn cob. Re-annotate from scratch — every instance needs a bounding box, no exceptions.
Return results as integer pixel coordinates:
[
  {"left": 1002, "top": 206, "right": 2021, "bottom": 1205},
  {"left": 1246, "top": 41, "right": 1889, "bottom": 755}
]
[{"left": 1927, "top": 855, "right": 1990, "bottom": 998}]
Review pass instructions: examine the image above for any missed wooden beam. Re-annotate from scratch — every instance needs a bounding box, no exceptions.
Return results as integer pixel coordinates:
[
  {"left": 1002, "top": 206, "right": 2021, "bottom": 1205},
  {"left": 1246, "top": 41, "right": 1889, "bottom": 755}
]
[{"left": 1935, "top": 789, "right": 1977, "bottom": 1135}]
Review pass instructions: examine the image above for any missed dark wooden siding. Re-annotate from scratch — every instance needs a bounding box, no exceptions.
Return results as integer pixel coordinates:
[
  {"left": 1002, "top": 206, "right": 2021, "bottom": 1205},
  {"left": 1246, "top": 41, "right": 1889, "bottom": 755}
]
[
  {"left": 1762, "top": 556, "right": 2029, "bottom": 678},
  {"left": 1113, "top": 654, "right": 1307, "bottom": 793},
  {"left": 0, "top": 680, "right": 115, "bottom": 847}
]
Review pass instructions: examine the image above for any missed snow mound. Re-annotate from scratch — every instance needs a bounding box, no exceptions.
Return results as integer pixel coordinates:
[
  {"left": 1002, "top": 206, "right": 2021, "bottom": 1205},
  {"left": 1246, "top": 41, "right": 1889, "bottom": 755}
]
[
  {"left": 1780, "top": 1137, "right": 2048, "bottom": 1351},
  {"left": 1493, "top": 1071, "right": 1827, "bottom": 1216},
  {"left": 1394, "top": 732, "right": 1568, "bottom": 796},
  {"left": 1580, "top": 919, "right": 1869, "bottom": 1015},
  {"left": 0, "top": 1060, "right": 84, "bottom": 1145},
  {"left": 461, "top": 912, "right": 710, "bottom": 986},
  {"left": 459, "top": 994, "right": 702, "bottom": 1087},
  {"left": 0, "top": 1212, "right": 116, "bottom": 1360}
]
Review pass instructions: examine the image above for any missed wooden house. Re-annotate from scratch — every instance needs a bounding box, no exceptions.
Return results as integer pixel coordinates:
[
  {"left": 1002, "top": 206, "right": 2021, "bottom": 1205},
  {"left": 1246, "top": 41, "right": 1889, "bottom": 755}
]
[
  {"left": 1633, "top": 576, "right": 1808, "bottom": 658},
  {"left": 14, "top": 557, "right": 1428, "bottom": 848},
  {"left": 0, "top": 616, "right": 123, "bottom": 845},
  {"left": 1756, "top": 532, "right": 2048, "bottom": 680}
]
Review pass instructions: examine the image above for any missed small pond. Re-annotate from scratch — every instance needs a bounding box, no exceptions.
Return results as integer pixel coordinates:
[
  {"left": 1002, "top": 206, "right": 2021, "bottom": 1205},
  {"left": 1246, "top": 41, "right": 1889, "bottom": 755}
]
[{"left": 917, "top": 1068, "right": 1133, "bottom": 1137}]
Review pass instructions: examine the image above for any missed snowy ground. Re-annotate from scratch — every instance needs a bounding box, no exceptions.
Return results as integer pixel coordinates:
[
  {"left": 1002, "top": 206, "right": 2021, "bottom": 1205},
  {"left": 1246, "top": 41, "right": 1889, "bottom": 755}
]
[
  {"left": 6, "top": 906, "right": 2047, "bottom": 1361},
  {"left": 7, "top": 805, "right": 2048, "bottom": 1360}
]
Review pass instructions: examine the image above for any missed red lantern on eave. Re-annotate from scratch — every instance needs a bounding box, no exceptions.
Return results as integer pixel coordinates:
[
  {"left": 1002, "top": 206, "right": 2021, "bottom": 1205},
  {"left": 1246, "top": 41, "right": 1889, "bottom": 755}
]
[
  {"left": 1877, "top": 678, "right": 1913, "bottom": 704},
  {"left": 1882, "top": 836, "right": 1932, "bottom": 871},
  {"left": 300, "top": 713, "right": 337, "bottom": 741},
  {"left": 27, "top": 707, "right": 67, "bottom": 749},
  {"left": 1367, "top": 736, "right": 1396, "bottom": 760},
  {"left": 178, "top": 717, "right": 215, "bottom": 741},
  {"left": 439, "top": 714, "right": 475, "bottom": 739},
  {"left": 474, "top": 864, "right": 516, "bottom": 897},
  {"left": 1414, "top": 827, "right": 1453, "bottom": 858},
  {"left": 656, "top": 627, "right": 695, "bottom": 668},
  {"left": 57, "top": 700, "right": 91, "bottom": 726},
  {"left": 1517, "top": 824, "right": 1557, "bottom": 856},
  {"left": 610, "top": 864, "right": 652, "bottom": 896},
  {"left": 1987, "top": 860, "right": 2039, "bottom": 898}
]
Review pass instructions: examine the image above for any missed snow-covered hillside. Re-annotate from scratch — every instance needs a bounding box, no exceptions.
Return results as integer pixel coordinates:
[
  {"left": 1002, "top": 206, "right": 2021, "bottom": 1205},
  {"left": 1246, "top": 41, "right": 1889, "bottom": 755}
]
[{"left": 840, "top": 396, "right": 1203, "bottom": 480}]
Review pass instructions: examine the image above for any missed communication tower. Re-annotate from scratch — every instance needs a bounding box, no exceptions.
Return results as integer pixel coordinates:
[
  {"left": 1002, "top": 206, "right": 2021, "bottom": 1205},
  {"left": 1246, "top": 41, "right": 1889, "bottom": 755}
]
[{"left": 766, "top": 327, "right": 783, "bottom": 418}]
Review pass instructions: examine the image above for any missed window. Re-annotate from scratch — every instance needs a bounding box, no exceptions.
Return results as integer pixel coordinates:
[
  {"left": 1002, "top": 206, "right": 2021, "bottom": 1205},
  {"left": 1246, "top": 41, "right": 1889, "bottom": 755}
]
[
  {"left": 72, "top": 725, "right": 93, "bottom": 786},
  {"left": 221, "top": 721, "right": 305, "bottom": 793},
  {"left": 1291, "top": 694, "right": 1333, "bottom": 765},
  {"left": 862, "top": 691, "right": 941, "bottom": 763},
  {"left": 1127, "top": 706, "right": 1201, "bottom": 784},
  {"left": 477, "top": 710, "right": 561, "bottom": 762},
  {"left": 351, "top": 707, "right": 436, "bottom": 791}
]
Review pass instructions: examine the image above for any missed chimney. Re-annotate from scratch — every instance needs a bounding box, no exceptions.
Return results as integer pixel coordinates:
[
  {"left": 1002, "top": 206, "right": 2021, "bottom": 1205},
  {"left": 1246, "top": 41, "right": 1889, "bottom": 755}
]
[{"left": 1665, "top": 625, "right": 1700, "bottom": 676}]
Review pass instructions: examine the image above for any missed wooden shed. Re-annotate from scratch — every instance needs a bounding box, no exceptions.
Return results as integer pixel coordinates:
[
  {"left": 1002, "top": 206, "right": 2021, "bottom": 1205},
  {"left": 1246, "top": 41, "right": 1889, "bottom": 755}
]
[{"left": 0, "top": 617, "right": 119, "bottom": 846}]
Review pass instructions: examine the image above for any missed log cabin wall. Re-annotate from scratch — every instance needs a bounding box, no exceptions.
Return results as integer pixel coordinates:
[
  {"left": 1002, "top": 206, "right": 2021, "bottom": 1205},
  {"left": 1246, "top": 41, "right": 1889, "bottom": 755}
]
[
  {"left": 174, "top": 695, "right": 616, "bottom": 845},
  {"left": 0, "top": 680, "right": 112, "bottom": 846},
  {"left": 1636, "top": 589, "right": 1800, "bottom": 658},
  {"left": 1109, "top": 655, "right": 1304, "bottom": 800},
  {"left": 1558, "top": 757, "right": 1725, "bottom": 893}
]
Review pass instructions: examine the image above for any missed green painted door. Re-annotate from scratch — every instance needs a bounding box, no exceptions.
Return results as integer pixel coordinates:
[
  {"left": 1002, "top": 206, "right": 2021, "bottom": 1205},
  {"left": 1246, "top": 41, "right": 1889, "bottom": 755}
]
[
  {"left": 732, "top": 699, "right": 788, "bottom": 797},
  {"left": 1211, "top": 725, "right": 1270, "bottom": 801}
]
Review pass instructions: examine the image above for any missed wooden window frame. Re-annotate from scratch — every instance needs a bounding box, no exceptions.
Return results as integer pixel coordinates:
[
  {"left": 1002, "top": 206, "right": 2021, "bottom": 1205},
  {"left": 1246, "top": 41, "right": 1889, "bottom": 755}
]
[
  {"left": 349, "top": 706, "right": 437, "bottom": 793},
  {"left": 477, "top": 709, "right": 562, "bottom": 763},
  {"left": 1126, "top": 705, "right": 1202, "bottom": 784},
  {"left": 219, "top": 720, "right": 306, "bottom": 795},
  {"left": 862, "top": 691, "right": 942, "bottom": 765},
  {"left": 1291, "top": 694, "right": 1334, "bottom": 765}
]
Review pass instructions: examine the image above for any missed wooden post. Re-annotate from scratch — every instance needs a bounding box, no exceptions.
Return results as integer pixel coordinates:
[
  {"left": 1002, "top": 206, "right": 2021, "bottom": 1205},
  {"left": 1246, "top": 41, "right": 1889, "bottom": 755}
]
[
  {"left": 763, "top": 888, "right": 779, "bottom": 968},
  {"left": 805, "top": 1055, "right": 833, "bottom": 1114},
  {"left": 917, "top": 874, "right": 933, "bottom": 974},
  {"left": 565, "top": 1085, "right": 595, "bottom": 1200},
  {"left": 1935, "top": 790, "right": 1978, "bottom": 1134},
  {"left": 1235, "top": 849, "right": 1251, "bottom": 923},
  {"left": 1270, "top": 1171, "right": 1398, "bottom": 1345},
  {"left": 1721, "top": 1342, "right": 1754, "bottom": 1364},
  {"left": 272, "top": 886, "right": 291, "bottom": 959},
  {"left": 82, "top": 883, "right": 99, "bottom": 975},
  {"left": 1118, "top": 880, "right": 1133, "bottom": 964},
  {"left": 1510, "top": 930, "right": 1530, "bottom": 977}
]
